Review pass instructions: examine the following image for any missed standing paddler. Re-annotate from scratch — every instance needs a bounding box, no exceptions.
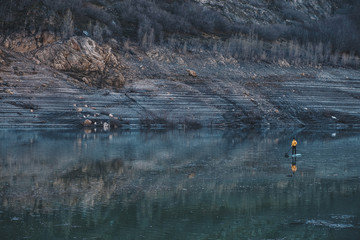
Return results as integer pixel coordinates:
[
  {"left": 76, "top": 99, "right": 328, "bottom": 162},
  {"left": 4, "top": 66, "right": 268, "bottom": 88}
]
[{"left": 291, "top": 138, "right": 297, "bottom": 155}]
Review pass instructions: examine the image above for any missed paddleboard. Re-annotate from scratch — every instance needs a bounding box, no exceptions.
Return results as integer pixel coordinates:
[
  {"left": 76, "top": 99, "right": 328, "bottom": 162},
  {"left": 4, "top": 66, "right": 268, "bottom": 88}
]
[{"left": 291, "top": 154, "right": 302, "bottom": 157}]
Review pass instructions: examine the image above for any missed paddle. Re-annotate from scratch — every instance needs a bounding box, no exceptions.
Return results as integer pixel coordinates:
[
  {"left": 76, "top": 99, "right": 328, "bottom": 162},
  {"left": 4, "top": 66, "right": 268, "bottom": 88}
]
[{"left": 284, "top": 146, "right": 291, "bottom": 158}]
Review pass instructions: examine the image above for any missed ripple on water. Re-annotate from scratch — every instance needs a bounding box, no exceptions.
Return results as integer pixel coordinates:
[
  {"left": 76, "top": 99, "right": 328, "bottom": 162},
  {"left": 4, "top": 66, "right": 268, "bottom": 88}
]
[
  {"left": 306, "top": 216, "right": 356, "bottom": 229},
  {"left": 330, "top": 214, "right": 354, "bottom": 220},
  {"left": 10, "top": 216, "right": 22, "bottom": 221}
]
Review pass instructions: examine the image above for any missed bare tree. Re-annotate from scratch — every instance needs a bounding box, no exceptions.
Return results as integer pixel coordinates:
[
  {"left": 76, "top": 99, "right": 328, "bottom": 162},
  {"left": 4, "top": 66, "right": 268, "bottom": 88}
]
[{"left": 61, "top": 9, "right": 74, "bottom": 39}]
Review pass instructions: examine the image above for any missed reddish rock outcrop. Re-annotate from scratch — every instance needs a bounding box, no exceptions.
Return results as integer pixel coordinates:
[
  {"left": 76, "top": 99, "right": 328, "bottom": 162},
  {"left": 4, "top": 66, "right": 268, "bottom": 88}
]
[
  {"left": 3, "top": 31, "right": 60, "bottom": 53},
  {"left": 33, "top": 37, "right": 125, "bottom": 88}
]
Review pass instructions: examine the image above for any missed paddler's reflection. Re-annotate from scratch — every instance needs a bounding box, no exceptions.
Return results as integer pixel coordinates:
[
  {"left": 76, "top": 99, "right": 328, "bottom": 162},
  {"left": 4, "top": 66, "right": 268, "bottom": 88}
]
[{"left": 291, "top": 157, "right": 297, "bottom": 175}]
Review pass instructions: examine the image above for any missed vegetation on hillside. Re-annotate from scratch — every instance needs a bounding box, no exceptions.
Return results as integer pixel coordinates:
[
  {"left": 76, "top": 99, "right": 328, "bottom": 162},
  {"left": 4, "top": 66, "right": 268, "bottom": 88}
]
[{"left": 0, "top": 0, "right": 359, "bottom": 67}]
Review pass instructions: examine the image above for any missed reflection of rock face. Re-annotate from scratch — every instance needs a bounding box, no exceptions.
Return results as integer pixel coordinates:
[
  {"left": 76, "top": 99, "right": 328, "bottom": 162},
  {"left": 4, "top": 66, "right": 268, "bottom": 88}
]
[
  {"left": 58, "top": 158, "right": 125, "bottom": 182},
  {"left": 52, "top": 158, "right": 125, "bottom": 206},
  {"left": 33, "top": 37, "right": 125, "bottom": 88}
]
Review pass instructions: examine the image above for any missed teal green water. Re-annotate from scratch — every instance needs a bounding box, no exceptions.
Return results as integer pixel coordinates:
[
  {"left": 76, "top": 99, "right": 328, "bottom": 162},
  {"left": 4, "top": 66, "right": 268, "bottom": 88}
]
[{"left": 0, "top": 128, "right": 359, "bottom": 239}]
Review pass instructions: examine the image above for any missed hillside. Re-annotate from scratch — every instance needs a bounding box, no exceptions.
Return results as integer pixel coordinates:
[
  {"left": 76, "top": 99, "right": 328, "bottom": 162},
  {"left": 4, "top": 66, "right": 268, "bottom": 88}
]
[{"left": 0, "top": 0, "right": 360, "bottom": 128}]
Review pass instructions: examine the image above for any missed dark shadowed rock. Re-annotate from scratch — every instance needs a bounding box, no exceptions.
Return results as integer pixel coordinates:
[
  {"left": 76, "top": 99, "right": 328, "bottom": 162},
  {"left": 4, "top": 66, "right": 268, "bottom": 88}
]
[{"left": 193, "top": 0, "right": 339, "bottom": 24}]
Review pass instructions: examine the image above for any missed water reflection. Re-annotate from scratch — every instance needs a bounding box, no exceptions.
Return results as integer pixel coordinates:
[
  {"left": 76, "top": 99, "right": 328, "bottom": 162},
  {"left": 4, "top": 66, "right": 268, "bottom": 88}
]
[
  {"left": 0, "top": 128, "right": 359, "bottom": 239},
  {"left": 291, "top": 157, "right": 297, "bottom": 175}
]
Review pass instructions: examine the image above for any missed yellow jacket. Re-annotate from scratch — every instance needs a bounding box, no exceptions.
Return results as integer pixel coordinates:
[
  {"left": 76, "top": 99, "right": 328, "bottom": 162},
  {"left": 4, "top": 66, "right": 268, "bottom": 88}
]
[{"left": 292, "top": 139, "right": 297, "bottom": 147}]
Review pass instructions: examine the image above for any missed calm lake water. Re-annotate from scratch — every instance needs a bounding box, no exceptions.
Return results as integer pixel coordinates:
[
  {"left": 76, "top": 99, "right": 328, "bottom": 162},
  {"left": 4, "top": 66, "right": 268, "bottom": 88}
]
[{"left": 0, "top": 128, "right": 359, "bottom": 240}]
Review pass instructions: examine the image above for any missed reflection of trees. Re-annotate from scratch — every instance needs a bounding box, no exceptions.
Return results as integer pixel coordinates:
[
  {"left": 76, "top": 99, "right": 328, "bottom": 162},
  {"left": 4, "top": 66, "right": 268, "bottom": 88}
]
[
  {"left": 0, "top": 128, "right": 359, "bottom": 219},
  {"left": 3, "top": 177, "right": 358, "bottom": 239},
  {"left": 57, "top": 158, "right": 125, "bottom": 183},
  {"left": 53, "top": 158, "right": 125, "bottom": 206}
]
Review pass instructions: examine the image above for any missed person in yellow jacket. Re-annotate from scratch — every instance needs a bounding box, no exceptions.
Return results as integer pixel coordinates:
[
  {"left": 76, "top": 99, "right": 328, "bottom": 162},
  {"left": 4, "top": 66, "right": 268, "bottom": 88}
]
[{"left": 291, "top": 138, "right": 297, "bottom": 155}]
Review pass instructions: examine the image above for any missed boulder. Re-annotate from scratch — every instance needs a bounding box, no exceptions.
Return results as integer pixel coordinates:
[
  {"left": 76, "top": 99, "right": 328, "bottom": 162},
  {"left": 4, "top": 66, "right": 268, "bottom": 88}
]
[
  {"left": 83, "top": 119, "right": 92, "bottom": 126},
  {"left": 187, "top": 69, "right": 197, "bottom": 77}
]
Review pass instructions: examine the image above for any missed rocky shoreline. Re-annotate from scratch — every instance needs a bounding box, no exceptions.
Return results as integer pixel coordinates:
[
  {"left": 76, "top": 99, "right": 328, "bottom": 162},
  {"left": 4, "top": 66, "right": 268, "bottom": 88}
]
[{"left": 1, "top": 40, "right": 360, "bottom": 130}]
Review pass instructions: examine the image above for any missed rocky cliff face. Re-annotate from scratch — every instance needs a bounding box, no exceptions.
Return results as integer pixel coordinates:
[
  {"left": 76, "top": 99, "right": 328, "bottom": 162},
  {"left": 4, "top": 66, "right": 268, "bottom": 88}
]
[
  {"left": 33, "top": 37, "right": 125, "bottom": 88},
  {"left": 2, "top": 34, "right": 125, "bottom": 88},
  {"left": 0, "top": 3, "right": 74, "bottom": 52},
  {"left": 194, "top": 0, "right": 339, "bottom": 24},
  {"left": 3, "top": 30, "right": 59, "bottom": 53}
]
